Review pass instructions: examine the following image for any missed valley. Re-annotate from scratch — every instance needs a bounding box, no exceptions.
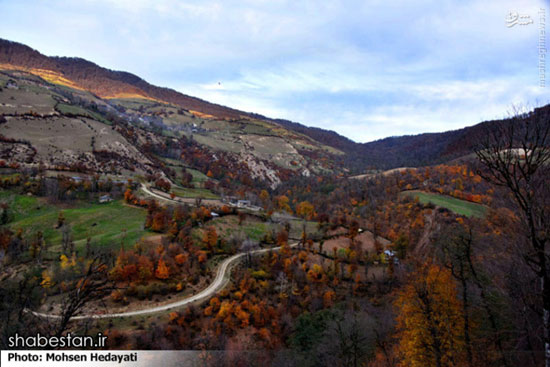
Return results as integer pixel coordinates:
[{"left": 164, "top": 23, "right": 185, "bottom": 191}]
[{"left": 0, "top": 37, "right": 549, "bottom": 367}]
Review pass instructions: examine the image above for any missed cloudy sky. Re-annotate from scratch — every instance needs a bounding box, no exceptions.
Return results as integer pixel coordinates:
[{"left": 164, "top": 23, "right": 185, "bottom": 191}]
[{"left": 0, "top": 0, "right": 547, "bottom": 142}]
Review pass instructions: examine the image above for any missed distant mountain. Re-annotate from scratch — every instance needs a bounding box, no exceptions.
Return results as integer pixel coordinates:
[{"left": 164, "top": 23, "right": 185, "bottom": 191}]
[
  {"left": 0, "top": 39, "right": 348, "bottom": 187},
  {"left": 1, "top": 38, "right": 548, "bottom": 173},
  {"left": 357, "top": 104, "right": 550, "bottom": 169},
  {"left": 0, "top": 38, "right": 252, "bottom": 119},
  {"left": 276, "top": 107, "right": 550, "bottom": 170}
]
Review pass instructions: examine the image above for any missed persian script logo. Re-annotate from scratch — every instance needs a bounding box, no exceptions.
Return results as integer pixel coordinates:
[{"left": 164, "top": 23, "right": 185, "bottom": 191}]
[{"left": 506, "top": 11, "right": 534, "bottom": 27}]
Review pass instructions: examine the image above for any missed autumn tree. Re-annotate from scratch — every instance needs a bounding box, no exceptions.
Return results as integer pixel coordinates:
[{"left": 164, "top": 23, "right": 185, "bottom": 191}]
[
  {"left": 151, "top": 211, "right": 167, "bottom": 232},
  {"left": 123, "top": 188, "right": 133, "bottom": 203},
  {"left": 395, "top": 263, "right": 465, "bottom": 367},
  {"left": 276, "top": 195, "right": 292, "bottom": 213},
  {"left": 154, "top": 178, "right": 171, "bottom": 193},
  {"left": 202, "top": 226, "right": 218, "bottom": 252},
  {"left": 296, "top": 201, "right": 315, "bottom": 221},
  {"left": 155, "top": 258, "right": 170, "bottom": 280},
  {"left": 181, "top": 169, "right": 194, "bottom": 187}
]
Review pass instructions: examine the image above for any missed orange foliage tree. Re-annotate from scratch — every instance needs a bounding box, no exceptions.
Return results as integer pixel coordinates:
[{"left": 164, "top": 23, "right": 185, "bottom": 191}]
[
  {"left": 124, "top": 188, "right": 134, "bottom": 203},
  {"left": 155, "top": 258, "right": 170, "bottom": 280},
  {"left": 151, "top": 212, "right": 166, "bottom": 232},
  {"left": 275, "top": 195, "right": 292, "bottom": 213},
  {"left": 395, "top": 263, "right": 465, "bottom": 367},
  {"left": 296, "top": 201, "right": 315, "bottom": 220},
  {"left": 202, "top": 226, "right": 218, "bottom": 252}
]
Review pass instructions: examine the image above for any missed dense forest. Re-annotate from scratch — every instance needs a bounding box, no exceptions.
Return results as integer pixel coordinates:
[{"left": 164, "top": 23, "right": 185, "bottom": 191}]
[
  {"left": 278, "top": 105, "right": 550, "bottom": 170},
  {"left": 1, "top": 105, "right": 549, "bottom": 367}
]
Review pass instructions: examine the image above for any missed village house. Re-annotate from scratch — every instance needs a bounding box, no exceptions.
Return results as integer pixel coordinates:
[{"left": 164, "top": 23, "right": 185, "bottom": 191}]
[{"left": 99, "top": 194, "right": 113, "bottom": 203}]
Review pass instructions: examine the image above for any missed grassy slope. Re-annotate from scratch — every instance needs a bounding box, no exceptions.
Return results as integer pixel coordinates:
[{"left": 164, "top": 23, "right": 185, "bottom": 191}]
[
  {"left": 194, "top": 214, "right": 321, "bottom": 244},
  {"left": 1, "top": 192, "right": 150, "bottom": 253},
  {"left": 158, "top": 157, "right": 211, "bottom": 185},
  {"left": 55, "top": 103, "right": 111, "bottom": 125},
  {"left": 201, "top": 215, "right": 270, "bottom": 242},
  {"left": 171, "top": 186, "right": 219, "bottom": 199},
  {"left": 186, "top": 168, "right": 209, "bottom": 183},
  {"left": 155, "top": 157, "right": 219, "bottom": 198},
  {"left": 401, "top": 190, "right": 487, "bottom": 218}
]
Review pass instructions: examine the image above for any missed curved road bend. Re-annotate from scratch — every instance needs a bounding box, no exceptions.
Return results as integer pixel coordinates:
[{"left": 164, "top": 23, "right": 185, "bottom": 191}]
[{"left": 30, "top": 242, "right": 299, "bottom": 320}]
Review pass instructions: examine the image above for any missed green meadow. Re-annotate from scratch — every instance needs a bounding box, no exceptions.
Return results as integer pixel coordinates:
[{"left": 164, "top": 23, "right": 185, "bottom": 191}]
[
  {"left": 1, "top": 191, "right": 150, "bottom": 254},
  {"left": 401, "top": 190, "right": 487, "bottom": 218}
]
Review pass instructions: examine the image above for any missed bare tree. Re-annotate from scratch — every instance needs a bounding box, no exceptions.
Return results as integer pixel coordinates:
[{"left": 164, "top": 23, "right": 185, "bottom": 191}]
[
  {"left": 60, "top": 224, "right": 73, "bottom": 255},
  {"left": 315, "top": 310, "right": 376, "bottom": 367},
  {"left": 240, "top": 238, "right": 259, "bottom": 267},
  {"left": 0, "top": 268, "right": 45, "bottom": 349},
  {"left": 436, "top": 224, "right": 510, "bottom": 367},
  {"left": 475, "top": 106, "right": 550, "bottom": 366},
  {"left": 275, "top": 271, "right": 290, "bottom": 296},
  {"left": 85, "top": 236, "right": 92, "bottom": 258},
  {"left": 55, "top": 256, "right": 115, "bottom": 337}
]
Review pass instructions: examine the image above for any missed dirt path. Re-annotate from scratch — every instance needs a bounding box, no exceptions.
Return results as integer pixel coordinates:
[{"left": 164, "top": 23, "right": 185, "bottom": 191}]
[
  {"left": 140, "top": 183, "right": 224, "bottom": 206},
  {"left": 349, "top": 167, "right": 413, "bottom": 180},
  {"left": 30, "top": 242, "right": 298, "bottom": 320}
]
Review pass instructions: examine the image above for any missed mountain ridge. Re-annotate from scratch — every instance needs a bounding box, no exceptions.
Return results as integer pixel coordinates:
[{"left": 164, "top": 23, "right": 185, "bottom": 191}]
[
  {"left": 1, "top": 37, "right": 548, "bottom": 172},
  {"left": 0, "top": 38, "right": 257, "bottom": 120}
]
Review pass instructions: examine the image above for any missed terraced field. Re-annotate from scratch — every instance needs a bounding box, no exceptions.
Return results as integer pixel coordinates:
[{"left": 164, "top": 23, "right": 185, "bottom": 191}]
[
  {"left": 55, "top": 102, "right": 111, "bottom": 124},
  {"left": 0, "top": 73, "right": 57, "bottom": 115}
]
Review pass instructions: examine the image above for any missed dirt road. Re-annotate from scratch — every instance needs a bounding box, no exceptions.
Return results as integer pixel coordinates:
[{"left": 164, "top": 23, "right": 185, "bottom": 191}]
[
  {"left": 140, "top": 183, "right": 224, "bottom": 206},
  {"left": 30, "top": 242, "right": 298, "bottom": 320}
]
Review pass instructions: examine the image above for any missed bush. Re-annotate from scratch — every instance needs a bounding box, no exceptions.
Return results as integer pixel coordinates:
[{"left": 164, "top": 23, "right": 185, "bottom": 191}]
[{"left": 251, "top": 270, "right": 269, "bottom": 279}]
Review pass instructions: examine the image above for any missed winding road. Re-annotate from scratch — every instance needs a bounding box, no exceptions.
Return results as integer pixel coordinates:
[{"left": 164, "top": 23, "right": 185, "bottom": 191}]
[
  {"left": 140, "top": 183, "right": 173, "bottom": 203},
  {"left": 30, "top": 242, "right": 298, "bottom": 320}
]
